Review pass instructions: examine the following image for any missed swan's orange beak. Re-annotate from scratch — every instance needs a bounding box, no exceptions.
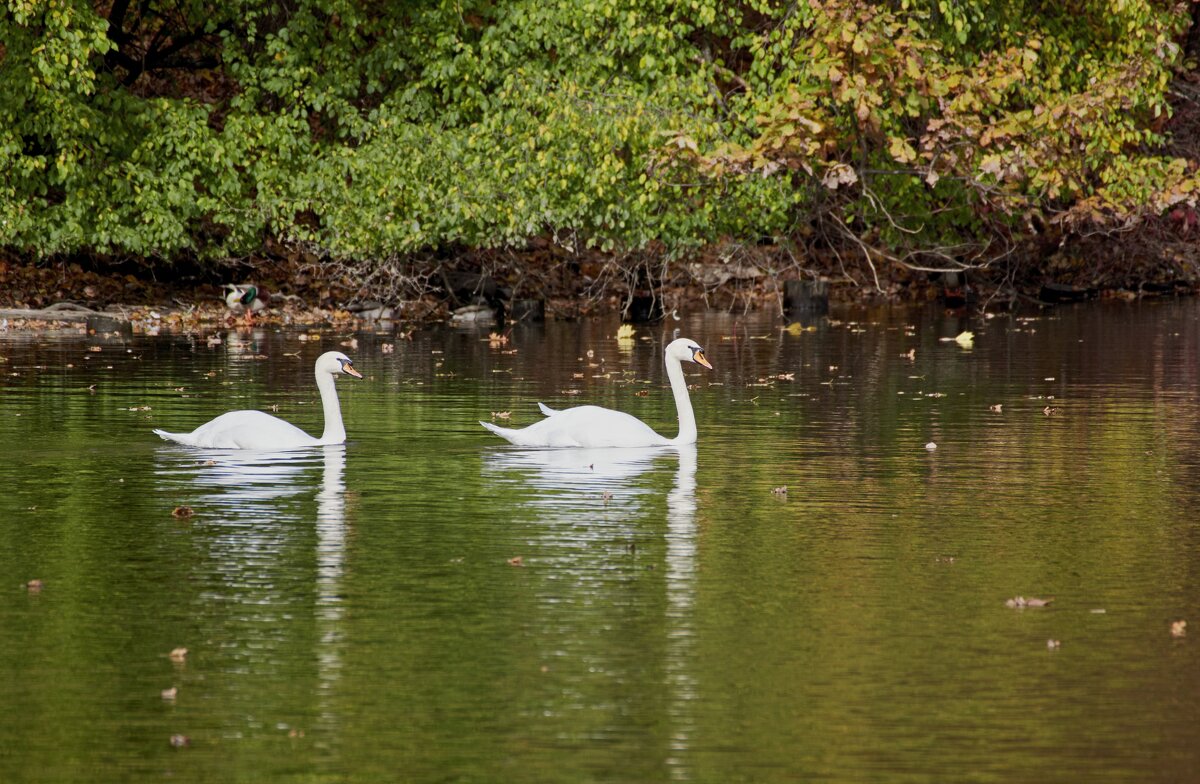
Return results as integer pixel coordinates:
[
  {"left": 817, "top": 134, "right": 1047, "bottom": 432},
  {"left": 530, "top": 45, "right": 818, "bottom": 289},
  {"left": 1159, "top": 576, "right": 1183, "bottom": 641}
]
[
  {"left": 342, "top": 361, "right": 363, "bottom": 379},
  {"left": 693, "top": 350, "right": 712, "bottom": 370}
]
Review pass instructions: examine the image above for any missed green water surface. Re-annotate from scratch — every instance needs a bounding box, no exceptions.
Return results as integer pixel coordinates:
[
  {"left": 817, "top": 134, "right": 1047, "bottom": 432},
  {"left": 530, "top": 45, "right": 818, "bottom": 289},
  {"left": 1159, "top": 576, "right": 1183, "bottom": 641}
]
[{"left": 1, "top": 304, "right": 1198, "bottom": 782}]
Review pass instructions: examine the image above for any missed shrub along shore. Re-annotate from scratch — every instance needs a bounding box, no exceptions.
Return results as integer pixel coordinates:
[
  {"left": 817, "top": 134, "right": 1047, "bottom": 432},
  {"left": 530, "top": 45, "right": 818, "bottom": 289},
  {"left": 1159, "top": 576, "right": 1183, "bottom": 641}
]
[{"left": 3, "top": 1, "right": 1200, "bottom": 320}]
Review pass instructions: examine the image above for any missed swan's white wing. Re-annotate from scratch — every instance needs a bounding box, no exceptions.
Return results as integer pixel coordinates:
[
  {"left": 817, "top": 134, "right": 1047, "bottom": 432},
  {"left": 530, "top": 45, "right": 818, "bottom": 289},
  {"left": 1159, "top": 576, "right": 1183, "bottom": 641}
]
[
  {"left": 480, "top": 405, "right": 669, "bottom": 448},
  {"left": 155, "top": 410, "right": 319, "bottom": 450}
]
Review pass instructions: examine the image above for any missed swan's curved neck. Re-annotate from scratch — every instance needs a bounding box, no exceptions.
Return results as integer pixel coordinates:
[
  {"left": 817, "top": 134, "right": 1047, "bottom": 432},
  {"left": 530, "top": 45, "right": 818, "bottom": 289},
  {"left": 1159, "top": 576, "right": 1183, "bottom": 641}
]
[
  {"left": 316, "top": 370, "right": 345, "bottom": 444},
  {"left": 666, "top": 353, "right": 697, "bottom": 445}
]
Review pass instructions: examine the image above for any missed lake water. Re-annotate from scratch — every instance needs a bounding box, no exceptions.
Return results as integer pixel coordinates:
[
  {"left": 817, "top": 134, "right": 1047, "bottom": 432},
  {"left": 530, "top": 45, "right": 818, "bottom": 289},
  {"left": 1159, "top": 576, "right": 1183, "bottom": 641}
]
[{"left": 1, "top": 302, "right": 1199, "bottom": 782}]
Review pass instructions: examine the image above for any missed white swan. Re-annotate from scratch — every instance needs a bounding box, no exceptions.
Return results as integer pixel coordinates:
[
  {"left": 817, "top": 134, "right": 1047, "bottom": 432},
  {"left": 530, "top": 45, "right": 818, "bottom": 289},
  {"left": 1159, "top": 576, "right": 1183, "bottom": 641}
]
[
  {"left": 480, "top": 337, "right": 712, "bottom": 447},
  {"left": 153, "top": 351, "right": 362, "bottom": 449}
]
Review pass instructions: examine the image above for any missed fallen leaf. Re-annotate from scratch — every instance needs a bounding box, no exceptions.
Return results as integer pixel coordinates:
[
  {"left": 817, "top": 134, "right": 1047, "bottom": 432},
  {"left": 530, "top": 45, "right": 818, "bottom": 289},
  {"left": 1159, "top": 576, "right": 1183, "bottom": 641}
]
[
  {"left": 169, "top": 734, "right": 190, "bottom": 748},
  {"left": 1047, "top": 639, "right": 1061, "bottom": 650},
  {"left": 954, "top": 331, "right": 975, "bottom": 348},
  {"left": 1005, "top": 596, "right": 1053, "bottom": 608},
  {"left": 168, "top": 647, "right": 189, "bottom": 662},
  {"left": 161, "top": 687, "right": 178, "bottom": 700},
  {"left": 925, "top": 442, "right": 937, "bottom": 451},
  {"left": 171, "top": 506, "right": 194, "bottom": 519},
  {"left": 616, "top": 324, "right": 635, "bottom": 340},
  {"left": 772, "top": 486, "right": 788, "bottom": 495},
  {"left": 1172, "top": 620, "right": 1187, "bottom": 637},
  {"left": 381, "top": 343, "right": 395, "bottom": 354},
  {"left": 507, "top": 556, "right": 524, "bottom": 567},
  {"left": 25, "top": 579, "right": 43, "bottom": 592},
  {"left": 989, "top": 403, "right": 1003, "bottom": 412}
]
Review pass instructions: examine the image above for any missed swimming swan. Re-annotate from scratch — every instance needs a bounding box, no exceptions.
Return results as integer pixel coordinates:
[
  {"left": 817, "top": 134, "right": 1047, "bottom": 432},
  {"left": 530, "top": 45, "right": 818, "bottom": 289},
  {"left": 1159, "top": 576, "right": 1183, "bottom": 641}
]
[
  {"left": 480, "top": 337, "right": 711, "bottom": 447},
  {"left": 153, "top": 351, "right": 362, "bottom": 449}
]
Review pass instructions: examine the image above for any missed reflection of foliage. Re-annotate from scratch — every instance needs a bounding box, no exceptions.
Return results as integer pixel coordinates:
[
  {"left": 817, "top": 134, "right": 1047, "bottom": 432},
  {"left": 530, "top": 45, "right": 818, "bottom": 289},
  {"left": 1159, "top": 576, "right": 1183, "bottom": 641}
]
[{"left": 0, "top": 0, "right": 1196, "bottom": 287}]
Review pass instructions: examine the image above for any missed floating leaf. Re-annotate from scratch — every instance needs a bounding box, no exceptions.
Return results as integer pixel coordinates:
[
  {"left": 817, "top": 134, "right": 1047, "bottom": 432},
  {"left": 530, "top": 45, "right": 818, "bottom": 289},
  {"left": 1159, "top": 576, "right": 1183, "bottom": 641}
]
[{"left": 1005, "top": 596, "right": 1053, "bottom": 608}]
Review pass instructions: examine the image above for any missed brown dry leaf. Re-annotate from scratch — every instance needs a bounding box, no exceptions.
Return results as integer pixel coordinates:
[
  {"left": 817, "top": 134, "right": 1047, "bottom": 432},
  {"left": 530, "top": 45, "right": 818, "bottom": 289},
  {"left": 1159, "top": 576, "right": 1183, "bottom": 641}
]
[
  {"left": 169, "top": 734, "right": 190, "bottom": 748},
  {"left": 507, "top": 556, "right": 524, "bottom": 567},
  {"left": 381, "top": 343, "right": 395, "bottom": 354},
  {"left": 161, "top": 687, "right": 178, "bottom": 700},
  {"left": 491, "top": 411, "right": 511, "bottom": 419},
  {"left": 171, "top": 506, "right": 194, "bottom": 519},
  {"left": 1171, "top": 620, "right": 1187, "bottom": 637},
  {"left": 25, "top": 579, "right": 43, "bottom": 592},
  {"left": 772, "top": 486, "right": 788, "bottom": 495},
  {"left": 168, "top": 647, "right": 189, "bottom": 662},
  {"left": 989, "top": 403, "right": 1003, "bottom": 412}
]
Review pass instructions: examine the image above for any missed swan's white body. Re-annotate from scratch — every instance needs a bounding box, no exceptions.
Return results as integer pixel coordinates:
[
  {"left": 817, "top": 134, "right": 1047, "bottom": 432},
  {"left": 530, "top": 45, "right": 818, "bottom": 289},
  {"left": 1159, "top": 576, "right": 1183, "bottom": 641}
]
[
  {"left": 153, "top": 351, "right": 362, "bottom": 449},
  {"left": 481, "top": 337, "right": 711, "bottom": 448}
]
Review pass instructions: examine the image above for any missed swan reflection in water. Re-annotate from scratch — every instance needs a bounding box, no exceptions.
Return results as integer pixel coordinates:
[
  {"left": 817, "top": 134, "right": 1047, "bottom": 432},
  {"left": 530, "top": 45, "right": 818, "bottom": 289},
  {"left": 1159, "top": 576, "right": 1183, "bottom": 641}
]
[
  {"left": 664, "top": 443, "right": 698, "bottom": 776},
  {"left": 153, "top": 444, "right": 349, "bottom": 721},
  {"left": 483, "top": 442, "right": 700, "bottom": 773},
  {"left": 481, "top": 445, "right": 689, "bottom": 522}
]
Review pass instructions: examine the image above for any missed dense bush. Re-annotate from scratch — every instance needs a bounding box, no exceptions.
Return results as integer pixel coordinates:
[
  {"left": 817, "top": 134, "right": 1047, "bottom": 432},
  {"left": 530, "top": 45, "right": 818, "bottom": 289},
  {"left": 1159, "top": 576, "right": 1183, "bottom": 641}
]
[{"left": 1, "top": 0, "right": 1196, "bottom": 287}]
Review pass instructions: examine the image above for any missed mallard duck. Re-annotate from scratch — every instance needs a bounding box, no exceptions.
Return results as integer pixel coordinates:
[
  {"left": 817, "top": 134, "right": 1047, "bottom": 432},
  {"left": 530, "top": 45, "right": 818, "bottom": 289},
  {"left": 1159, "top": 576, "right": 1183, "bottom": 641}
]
[{"left": 225, "top": 283, "right": 268, "bottom": 323}]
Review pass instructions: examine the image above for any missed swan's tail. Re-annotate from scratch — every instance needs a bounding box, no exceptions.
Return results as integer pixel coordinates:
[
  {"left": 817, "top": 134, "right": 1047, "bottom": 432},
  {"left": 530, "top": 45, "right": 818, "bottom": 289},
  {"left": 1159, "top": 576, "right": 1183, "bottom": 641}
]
[
  {"left": 153, "top": 428, "right": 194, "bottom": 446},
  {"left": 479, "top": 420, "right": 525, "bottom": 445},
  {"left": 537, "top": 402, "right": 559, "bottom": 417}
]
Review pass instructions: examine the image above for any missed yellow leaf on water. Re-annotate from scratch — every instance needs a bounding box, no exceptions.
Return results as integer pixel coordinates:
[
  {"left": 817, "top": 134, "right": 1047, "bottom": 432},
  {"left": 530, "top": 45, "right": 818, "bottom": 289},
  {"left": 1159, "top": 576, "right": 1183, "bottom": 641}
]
[
  {"left": 954, "top": 331, "right": 975, "bottom": 348},
  {"left": 616, "top": 324, "right": 635, "bottom": 340}
]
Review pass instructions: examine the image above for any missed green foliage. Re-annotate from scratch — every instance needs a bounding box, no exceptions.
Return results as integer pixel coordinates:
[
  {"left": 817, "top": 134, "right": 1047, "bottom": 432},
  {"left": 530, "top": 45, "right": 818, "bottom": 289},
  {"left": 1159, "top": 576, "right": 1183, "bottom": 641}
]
[{"left": 0, "top": 0, "right": 1195, "bottom": 273}]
